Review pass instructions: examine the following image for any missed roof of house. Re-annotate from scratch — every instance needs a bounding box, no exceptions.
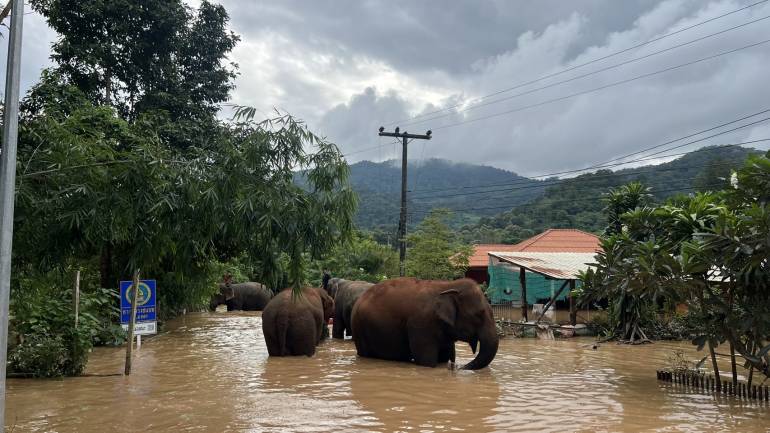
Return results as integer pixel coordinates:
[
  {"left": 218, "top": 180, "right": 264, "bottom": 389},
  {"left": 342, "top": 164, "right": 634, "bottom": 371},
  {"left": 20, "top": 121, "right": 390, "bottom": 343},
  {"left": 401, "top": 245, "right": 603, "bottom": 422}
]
[
  {"left": 488, "top": 251, "right": 597, "bottom": 280},
  {"left": 468, "top": 229, "right": 601, "bottom": 267}
]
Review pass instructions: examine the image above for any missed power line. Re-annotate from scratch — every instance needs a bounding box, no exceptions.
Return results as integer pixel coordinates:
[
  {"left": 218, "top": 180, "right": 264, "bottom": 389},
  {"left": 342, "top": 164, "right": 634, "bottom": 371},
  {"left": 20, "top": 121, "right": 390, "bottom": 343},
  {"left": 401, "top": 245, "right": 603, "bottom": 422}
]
[
  {"left": 409, "top": 135, "right": 770, "bottom": 198},
  {"left": 384, "top": 0, "right": 770, "bottom": 126},
  {"left": 408, "top": 147, "right": 764, "bottom": 201},
  {"left": 433, "top": 38, "right": 770, "bottom": 131},
  {"left": 405, "top": 109, "right": 770, "bottom": 195},
  {"left": 351, "top": 40, "right": 770, "bottom": 160},
  {"left": 408, "top": 141, "right": 764, "bottom": 198},
  {"left": 401, "top": 15, "right": 770, "bottom": 128},
  {"left": 410, "top": 181, "right": 727, "bottom": 216}
]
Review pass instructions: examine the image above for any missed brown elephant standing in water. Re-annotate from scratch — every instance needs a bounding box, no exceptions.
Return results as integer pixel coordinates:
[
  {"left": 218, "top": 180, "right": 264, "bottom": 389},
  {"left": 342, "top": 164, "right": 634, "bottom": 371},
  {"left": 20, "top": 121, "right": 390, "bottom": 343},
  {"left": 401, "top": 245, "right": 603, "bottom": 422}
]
[
  {"left": 332, "top": 279, "right": 373, "bottom": 339},
  {"left": 209, "top": 281, "right": 273, "bottom": 311},
  {"left": 352, "top": 278, "right": 498, "bottom": 369},
  {"left": 262, "top": 287, "right": 334, "bottom": 356}
]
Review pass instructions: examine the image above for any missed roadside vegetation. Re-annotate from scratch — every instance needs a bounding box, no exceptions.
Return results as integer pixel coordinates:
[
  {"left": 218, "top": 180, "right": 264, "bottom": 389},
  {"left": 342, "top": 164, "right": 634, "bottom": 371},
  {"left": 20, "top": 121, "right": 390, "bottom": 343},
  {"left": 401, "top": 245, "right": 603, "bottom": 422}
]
[
  {"left": 6, "top": 0, "right": 355, "bottom": 377},
  {"left": 581, "top": 152, "right": 770, "bottom": 384}
]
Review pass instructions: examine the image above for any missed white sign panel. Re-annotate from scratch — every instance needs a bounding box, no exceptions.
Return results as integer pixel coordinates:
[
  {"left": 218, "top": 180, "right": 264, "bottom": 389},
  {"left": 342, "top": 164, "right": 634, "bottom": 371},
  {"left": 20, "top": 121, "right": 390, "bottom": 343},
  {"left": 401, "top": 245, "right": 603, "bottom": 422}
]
[{"left": 122, "top": 322, "right": 157, "bottom": 336}]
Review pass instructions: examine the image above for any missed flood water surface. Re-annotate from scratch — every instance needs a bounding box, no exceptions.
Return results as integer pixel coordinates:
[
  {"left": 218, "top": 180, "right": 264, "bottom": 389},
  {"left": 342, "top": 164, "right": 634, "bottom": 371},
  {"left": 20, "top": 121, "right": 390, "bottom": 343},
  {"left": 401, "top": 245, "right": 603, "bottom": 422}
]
[{"left": 6, "top": 312, "right": 769, "bottom": 432}]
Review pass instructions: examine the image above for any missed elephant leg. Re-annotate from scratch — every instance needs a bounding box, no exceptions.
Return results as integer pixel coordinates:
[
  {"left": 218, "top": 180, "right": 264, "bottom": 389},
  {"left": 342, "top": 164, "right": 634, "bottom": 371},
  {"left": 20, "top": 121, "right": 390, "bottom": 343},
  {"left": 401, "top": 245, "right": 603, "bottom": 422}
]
[
  {"left": 408, "top": 332, "right": 439, "bottom": 368},
  {"left": 332, "top": 315, "right": 345, "bottom": 339},
  {"left": 437, "top": 342, "right": 455, "bottom": 364},
  {"left": 287, "top": 313, "right": 318, "bottom": 357}
]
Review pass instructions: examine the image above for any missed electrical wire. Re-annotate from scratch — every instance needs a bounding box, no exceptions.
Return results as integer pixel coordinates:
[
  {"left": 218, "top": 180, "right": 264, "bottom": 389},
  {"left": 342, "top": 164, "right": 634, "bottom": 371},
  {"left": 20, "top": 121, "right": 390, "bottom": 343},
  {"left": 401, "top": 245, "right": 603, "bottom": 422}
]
[
  {"left": 433, "top": 38, "right": 770, "bottom": 131},
  {"left": 409, "top": 181, "right": 728, "bottom": 216},
  {"left": 383, "top": 0, "right": 770, "bottom": 126},
  {"left": 408, "top": 149, "right": 763, "bottom": 201},
  {"left": 401, "top": 15, "right": 770, "bottom": 128},
  {"left": 407, "top": 142, "right": 762, "bottom": 198},
  {"left": 405, "top": 109, "right": 770, "bottom": 195}
]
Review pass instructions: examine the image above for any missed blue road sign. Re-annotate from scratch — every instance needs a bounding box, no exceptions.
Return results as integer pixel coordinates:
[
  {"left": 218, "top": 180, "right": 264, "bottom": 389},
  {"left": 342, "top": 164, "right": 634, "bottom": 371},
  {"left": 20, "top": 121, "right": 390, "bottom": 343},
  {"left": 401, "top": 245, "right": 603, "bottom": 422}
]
[{"left": 120, "top": 279, "right": 157, "bottom": 324}]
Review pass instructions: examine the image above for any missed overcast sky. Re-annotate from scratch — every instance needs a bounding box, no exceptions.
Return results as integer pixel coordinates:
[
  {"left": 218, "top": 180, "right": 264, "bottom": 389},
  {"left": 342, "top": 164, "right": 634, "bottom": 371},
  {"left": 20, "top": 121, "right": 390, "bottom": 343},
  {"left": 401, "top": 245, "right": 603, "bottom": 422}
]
[{"left": 3, "top": 0, "right": 770, "bottom": 176}]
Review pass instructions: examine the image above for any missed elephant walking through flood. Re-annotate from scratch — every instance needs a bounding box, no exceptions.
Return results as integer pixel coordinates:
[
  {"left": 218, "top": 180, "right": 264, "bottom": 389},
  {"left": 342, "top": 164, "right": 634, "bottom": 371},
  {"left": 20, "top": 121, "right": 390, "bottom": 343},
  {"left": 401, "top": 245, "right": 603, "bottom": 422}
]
[
  {"left": 262, "top": 287, "right": 334, "bottom": 357},
  {"left": 332, "top": 280, "right": 373, "bottom": 339},
  {"left": 351, "top": 278, "right": 499, "bottom": 370},
  {"left": 209, "top": 281, "right": 273, "bottom": 311}
]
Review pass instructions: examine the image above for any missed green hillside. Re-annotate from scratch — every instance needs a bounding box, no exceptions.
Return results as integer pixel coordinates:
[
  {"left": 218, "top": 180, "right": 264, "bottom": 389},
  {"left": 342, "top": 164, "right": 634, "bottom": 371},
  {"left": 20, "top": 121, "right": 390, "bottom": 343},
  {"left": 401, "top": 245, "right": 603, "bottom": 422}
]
[
  {"left": 457, "top": 145, "right": 759, "bottom": 244},
  {"left": 348, "top": 158, "right": 545, "bottom": 232}
]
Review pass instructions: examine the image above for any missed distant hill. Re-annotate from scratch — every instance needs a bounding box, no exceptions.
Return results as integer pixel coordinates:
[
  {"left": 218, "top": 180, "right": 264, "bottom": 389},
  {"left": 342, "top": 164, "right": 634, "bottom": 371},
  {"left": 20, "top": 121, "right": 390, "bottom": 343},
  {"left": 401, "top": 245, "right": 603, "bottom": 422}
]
[
  {"left": 297, "top": 146, "right": 760, "bottom": 243},
  {"left": 348, "top": 158, "right": 544, "bottom": 232},
  {"left": 456, "top": 145, "right": 761, "bottom": 244}
]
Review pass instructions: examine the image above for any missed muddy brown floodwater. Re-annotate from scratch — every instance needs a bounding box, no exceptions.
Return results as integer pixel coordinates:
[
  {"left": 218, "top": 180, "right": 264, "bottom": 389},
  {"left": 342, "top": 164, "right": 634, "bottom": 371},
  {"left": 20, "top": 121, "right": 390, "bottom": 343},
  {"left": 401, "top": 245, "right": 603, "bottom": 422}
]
[{"left": 6, "top": 311, "right": 769, "bottom": 432}]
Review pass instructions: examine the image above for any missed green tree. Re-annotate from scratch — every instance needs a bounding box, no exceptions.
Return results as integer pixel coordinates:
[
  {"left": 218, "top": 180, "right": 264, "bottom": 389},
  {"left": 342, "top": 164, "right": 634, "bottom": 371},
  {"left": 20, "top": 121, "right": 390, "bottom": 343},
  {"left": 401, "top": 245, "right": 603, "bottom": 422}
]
[
  {"left": 314, "top": 231, "right": 398, "bottom": 283},
  {"left": 406, "top": 210, "right": 472, "bottom": 280},
  {"left": 602, "top": 181, "right": 652, "bottom": 236},
  {"left": 583, "top": 154, "right": 770, "bottom": 382},
  {"left": 29, "top": 0, "right": 238, "bottom": 123}
]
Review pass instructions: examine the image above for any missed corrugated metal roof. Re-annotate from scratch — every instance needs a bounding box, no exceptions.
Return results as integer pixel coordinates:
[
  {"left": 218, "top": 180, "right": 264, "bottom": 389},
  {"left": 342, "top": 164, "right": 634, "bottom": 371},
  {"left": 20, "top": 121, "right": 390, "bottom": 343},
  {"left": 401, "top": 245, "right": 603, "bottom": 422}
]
[
  {"left": 513, "top": 229, "right": 601, "bottom": 253},
  {"left": 468, "top": 229, "right": 600, "bottom": 267},
  {"left": 468, "top": 244, "right": 521, "bottom": 267},
  {"left": 489, "top": 252, "right": 597, "bottom": 280}
]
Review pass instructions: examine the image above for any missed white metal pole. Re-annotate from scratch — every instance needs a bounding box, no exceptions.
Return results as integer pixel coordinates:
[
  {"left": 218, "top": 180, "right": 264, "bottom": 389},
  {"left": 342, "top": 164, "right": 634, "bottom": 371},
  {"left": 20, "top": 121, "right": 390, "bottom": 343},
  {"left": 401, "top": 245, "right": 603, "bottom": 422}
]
[{"left": 0, "top": 1, "right": 24, "bottom": 431}]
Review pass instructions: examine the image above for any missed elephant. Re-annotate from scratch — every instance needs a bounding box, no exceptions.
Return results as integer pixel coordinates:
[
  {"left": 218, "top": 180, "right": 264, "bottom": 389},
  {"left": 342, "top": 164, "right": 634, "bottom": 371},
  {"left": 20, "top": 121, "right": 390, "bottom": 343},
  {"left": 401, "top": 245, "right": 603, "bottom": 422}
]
[
  {"left": 209, "top": 281, "right": 273, "bottom": 311},
  {"left": 262, "top": 287, "right": 334, "bottom": 356},
  {"left": 325, "top": 277, "right": 342, "bottom": 298},
  {"left": 332, "top": 279, "right": 373, "bottom": 339},
  {"left": 351, "top": 278, "right": 499, "bottom": 370}
]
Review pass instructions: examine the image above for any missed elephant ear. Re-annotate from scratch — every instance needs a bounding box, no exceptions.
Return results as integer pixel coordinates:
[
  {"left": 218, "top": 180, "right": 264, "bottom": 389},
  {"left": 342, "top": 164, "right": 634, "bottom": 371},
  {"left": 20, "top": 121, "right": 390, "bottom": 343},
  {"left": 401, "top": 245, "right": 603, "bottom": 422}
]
[
  {"left": 435, "top": 289, "right": 459, "bottom": 327},
  {"left": 221, "top": 284, "right": 235, "bottom": 301}
]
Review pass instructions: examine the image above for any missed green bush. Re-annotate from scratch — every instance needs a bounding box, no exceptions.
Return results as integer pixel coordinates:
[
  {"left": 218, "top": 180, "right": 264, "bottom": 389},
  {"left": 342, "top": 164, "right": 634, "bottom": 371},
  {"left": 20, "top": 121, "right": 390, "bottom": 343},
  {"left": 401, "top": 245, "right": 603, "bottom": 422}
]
[
  {"left": 9, "top": 326, "right": 92, "bottom": 378},
  {"left": 9, "top": 268, "right": 123, "bottom": 377}
]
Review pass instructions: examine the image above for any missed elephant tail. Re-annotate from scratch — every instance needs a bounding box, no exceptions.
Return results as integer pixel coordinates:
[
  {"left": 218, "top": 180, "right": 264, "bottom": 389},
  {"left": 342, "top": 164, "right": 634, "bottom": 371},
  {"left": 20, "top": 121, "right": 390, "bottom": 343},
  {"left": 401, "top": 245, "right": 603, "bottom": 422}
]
[{"left": 276, "top": 311, "right": 291, "bottom": 356}]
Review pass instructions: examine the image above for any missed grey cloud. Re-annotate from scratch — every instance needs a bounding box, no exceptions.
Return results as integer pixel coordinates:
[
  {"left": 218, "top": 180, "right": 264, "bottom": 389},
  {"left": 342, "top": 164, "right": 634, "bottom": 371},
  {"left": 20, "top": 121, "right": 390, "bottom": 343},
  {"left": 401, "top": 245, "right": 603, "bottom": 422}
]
[
  {"left": 313, "top": 0, "right": 770, "bottom": 174},
  {"left": 218, "top": 0, "right": 661, "bottom": 75},
  {"left": 4, "top": 0, "right": 769, "bottom": 177},
  {"left": 318, "top": 87, "right": 410, "bottom": 155}
]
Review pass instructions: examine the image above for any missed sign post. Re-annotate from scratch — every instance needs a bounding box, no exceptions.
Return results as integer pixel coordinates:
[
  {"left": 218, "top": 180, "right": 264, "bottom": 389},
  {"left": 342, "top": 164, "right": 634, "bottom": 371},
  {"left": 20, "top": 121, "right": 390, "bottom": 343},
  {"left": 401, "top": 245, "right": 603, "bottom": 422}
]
[
  {"left": 121, "top": 274, "right": 157, "bottom": 375},
  {"left": 120, "top": 277, "right": 157, "bottom": 336}
]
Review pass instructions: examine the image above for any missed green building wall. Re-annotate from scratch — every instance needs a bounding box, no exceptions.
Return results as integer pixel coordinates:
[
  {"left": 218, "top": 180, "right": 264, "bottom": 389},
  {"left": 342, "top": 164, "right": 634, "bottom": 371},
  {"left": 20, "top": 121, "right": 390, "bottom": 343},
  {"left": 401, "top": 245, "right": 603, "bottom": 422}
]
[{"left": 487, "top": 262, "right": 579, "bottom": 304}]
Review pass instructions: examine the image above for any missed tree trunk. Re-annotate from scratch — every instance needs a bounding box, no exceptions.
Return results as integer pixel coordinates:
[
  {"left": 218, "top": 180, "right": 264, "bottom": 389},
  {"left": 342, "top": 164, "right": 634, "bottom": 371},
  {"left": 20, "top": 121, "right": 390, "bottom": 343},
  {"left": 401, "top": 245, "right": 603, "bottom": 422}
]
[{"left": 99, "top": 243, "right": 113, "bottom": 289}]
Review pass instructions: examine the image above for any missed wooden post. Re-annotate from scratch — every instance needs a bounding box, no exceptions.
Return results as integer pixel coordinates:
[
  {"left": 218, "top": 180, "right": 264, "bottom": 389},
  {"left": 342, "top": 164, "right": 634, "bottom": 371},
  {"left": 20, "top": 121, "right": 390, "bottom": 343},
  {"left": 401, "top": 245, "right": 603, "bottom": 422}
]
[
  {"left": 535, "top": 280, "right": 569, "bottom": 324},
  {"left": 519, "top": 267, "right": 527, "bottom": 321},
  {"left": 73, "top": 269, "right": 80, "bottom": 328},
  {"left": 124, "top": 269, "right": 140, "bottom": 376},
  {"left": 708, "top": 340, "right": 722, "bottom": 392},
  {"left": 568, "top": 279, "right": 577, "bottom": 326},
  {"left": 729, "top": 342, "right": 738, "bottom": 389}
]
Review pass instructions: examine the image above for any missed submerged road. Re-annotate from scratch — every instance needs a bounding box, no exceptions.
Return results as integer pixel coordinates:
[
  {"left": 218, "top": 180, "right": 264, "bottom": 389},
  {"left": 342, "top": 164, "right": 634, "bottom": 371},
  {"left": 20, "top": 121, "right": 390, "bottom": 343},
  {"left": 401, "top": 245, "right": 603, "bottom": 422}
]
[{"left": 6, "top": 311, "right": 768, "bottom": 432}]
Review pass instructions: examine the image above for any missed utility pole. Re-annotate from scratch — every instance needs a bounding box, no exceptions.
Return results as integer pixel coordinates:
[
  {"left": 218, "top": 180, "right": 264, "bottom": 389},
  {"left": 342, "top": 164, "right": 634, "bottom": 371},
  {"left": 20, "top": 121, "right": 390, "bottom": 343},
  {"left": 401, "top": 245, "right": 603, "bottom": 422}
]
[
  {"left": 0, "top": 1, "right": 24, "bottom": 430},
  {"left": 378, "top": 126, "right": 431, "bottom": 277}
]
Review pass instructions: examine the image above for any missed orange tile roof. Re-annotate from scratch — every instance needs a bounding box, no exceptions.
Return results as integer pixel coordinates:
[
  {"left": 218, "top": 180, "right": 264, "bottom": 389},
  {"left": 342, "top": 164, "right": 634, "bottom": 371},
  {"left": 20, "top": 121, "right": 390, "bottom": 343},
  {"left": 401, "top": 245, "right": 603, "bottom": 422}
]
[{"left": 468, "top": 229, "right": 600, "bottom": 268}]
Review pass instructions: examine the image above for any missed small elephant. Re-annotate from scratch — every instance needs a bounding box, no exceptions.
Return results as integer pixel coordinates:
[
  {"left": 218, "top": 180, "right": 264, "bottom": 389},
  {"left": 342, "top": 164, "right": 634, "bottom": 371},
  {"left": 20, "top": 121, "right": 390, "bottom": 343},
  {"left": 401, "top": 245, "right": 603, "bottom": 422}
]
[
  {"left": 262, "top": 287, "right": 334, "bottom": 357},
  {"left": 332, "top": 279, "right": 373, "bottom": 339},
  {"left": 352, "top": 278, "right": 499, "bottom": 370},
  {"left": 209, "top": 281, "right": 272, "bottom": 311}
]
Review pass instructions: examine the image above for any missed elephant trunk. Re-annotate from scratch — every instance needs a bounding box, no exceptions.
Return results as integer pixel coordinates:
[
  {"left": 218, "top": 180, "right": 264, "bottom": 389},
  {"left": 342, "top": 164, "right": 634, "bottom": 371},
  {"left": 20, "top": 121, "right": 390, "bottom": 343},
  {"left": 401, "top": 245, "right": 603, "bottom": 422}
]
[{"left": 461, "top": 323, "right": 499, "bottom": 370}]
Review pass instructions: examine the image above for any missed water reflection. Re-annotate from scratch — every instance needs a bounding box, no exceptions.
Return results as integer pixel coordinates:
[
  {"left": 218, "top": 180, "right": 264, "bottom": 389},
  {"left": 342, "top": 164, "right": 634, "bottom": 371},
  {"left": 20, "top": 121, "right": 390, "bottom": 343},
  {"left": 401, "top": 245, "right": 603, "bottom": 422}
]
[
  {"left": 5, "top": 312, "right": 769, "bottom": 433},
  {"left": 349, "top": 356, "right": 501, "bottom": 432}
]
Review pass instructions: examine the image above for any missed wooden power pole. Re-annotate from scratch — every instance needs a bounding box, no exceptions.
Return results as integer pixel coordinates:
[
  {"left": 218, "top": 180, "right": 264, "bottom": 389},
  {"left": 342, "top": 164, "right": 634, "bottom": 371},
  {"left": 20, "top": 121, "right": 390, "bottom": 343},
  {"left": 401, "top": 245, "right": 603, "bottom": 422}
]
[{"left": 378, "top": 126, "right": 431, "bottom": 276}]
